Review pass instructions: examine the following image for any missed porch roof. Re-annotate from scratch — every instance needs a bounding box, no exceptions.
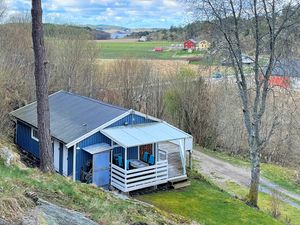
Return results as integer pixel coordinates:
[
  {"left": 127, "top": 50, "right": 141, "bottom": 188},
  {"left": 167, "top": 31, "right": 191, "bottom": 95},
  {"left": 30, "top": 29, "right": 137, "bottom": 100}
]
[
  {"left": 82, "top": 143, "right": 111, "bottom": 154},
  {"left": 101, "top": 122, "right": 191, "bottom": 148}
]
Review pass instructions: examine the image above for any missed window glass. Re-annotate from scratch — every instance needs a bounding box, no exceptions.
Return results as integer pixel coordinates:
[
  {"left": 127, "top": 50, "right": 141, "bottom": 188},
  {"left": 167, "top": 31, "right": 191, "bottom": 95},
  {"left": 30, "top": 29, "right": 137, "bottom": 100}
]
[{"left": 32, "top": 128, "right": 39, "bottom": 141}]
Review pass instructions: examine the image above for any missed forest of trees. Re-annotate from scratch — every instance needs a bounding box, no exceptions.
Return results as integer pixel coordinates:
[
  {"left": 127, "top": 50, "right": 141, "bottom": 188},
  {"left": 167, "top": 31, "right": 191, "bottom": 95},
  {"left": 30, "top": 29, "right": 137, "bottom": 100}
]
[
  {"left": 0, "top": 16, "right": 299, "bottom": 171},
  {"left": 129, "top": 21, "right": 215, "bottom": 41}
]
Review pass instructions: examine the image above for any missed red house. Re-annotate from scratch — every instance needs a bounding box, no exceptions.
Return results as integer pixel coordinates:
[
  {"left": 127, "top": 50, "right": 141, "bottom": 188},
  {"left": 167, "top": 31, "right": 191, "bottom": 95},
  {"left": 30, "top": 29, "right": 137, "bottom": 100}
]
[
  {"left": 184, "top": 39, "right": 197, "bottom": 50},
  {"left": 263, "top": 59, "right": 300, "bottom": 89}
]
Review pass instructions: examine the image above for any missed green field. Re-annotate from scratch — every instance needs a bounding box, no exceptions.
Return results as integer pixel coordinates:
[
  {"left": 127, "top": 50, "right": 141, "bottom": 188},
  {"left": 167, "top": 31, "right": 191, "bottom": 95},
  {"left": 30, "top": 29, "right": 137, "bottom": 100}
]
[{"left": 97, "top": 41, "right": 177, "bottom": 59}]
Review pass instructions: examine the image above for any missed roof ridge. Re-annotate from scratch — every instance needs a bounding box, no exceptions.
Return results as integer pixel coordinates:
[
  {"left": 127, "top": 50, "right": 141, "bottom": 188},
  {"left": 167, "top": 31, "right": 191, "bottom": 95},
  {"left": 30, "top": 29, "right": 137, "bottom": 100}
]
[{"left": 59, "top": 91, "right": 128, "bottom": 111}]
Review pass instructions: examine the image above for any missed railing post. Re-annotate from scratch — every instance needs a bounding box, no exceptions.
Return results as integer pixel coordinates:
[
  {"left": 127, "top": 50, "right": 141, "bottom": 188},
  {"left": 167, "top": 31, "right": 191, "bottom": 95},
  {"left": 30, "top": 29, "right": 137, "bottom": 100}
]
[
  {"left": 110, "top": 149, "right": 112, "bottom": 186},
  {"left": 155, "top": 143, "right": 158, "bottom": 180},
  {"left": 124, "top": 147, "right": 127, "bottom": 191},
  {"left": 167, "top": 152, "right": 169, "bottom": 179}
]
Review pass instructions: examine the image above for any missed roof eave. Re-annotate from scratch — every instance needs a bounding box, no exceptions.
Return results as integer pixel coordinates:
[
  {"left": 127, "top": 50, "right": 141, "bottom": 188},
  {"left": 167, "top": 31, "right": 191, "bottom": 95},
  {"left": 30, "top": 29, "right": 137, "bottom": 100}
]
[
  {"left": 65, "top": 110, "right": 163, "bottom": 148},
  {"left": 65, "top": 110, "right": 132, "bottom": 148}
]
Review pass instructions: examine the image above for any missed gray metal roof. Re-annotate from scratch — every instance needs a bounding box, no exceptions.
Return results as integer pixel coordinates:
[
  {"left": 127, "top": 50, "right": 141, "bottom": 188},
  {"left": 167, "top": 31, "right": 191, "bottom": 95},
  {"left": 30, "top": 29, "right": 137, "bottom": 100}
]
[
  {"left": 189, "top": 39, "right": 197, "bottom": 43},
  {"left": 265, "top": 59, "right": 300, "bottom": 77},
  {"left": 101, "top": 122, "right": 191, "bottom": 148},
  {"left": 10, "top": 91, "right": 128, "bottom": 144},
  {"left": 82, "top": 143, "right": 111, "bottom": 154}
]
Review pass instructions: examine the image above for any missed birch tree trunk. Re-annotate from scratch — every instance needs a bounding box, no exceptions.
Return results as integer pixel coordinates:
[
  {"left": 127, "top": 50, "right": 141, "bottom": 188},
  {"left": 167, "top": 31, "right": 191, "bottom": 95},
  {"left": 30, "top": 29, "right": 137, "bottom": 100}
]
[
  {"left": 31, "top": 0, "right": 54, "bottom": 173},
  {"left": 248, "top": 142, "right": 260, "bottom": 206}
]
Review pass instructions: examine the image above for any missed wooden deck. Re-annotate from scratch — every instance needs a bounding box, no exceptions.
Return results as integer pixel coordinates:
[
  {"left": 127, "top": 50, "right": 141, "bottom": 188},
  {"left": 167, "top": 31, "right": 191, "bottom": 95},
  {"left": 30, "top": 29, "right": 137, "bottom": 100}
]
[{"left": 158, "top": 142, "right": 183, "bottom": 178}]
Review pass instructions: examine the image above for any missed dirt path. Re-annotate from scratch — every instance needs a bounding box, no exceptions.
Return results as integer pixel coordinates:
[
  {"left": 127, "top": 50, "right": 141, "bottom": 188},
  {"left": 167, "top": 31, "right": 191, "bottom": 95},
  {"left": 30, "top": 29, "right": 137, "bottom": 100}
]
[{"left": 193, "top": 150, "right": 300, "bottom": 210}]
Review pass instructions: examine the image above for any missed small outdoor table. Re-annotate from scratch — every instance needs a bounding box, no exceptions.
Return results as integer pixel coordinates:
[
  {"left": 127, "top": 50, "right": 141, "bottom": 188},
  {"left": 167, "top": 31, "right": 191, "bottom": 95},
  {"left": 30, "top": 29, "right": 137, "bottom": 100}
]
[{"left": 129, "top": 159, "right": 149, "bottom": 169}]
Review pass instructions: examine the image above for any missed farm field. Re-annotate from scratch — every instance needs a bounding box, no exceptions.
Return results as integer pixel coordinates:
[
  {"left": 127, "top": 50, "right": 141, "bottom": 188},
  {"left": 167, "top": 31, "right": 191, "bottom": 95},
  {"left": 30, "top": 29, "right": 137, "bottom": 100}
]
[
  {"left": 96, "top": 40, "right": 178, "bottom": 59},
  {"left": 96, "top": 58, "right": 200, "bottom": 77},
  {"left": 96, "top": 58, "right": 237, "bottom": 78},
  {"left": 95, "top": 40, "right": 238, "bottom": 77}
]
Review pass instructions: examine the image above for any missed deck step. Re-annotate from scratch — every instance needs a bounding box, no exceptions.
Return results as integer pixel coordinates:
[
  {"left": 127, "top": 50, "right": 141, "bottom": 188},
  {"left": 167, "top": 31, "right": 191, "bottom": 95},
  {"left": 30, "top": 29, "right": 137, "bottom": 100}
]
[{"left": 171, "top": 180, "right": 191, "bottom": 189}]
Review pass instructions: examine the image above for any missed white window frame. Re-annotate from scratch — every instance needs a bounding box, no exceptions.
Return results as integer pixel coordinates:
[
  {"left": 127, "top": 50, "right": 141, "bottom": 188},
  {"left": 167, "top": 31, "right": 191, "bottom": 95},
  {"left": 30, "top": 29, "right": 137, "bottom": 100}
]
[{"left": 31, "top": 127, "right": 39, "bottom": 142}]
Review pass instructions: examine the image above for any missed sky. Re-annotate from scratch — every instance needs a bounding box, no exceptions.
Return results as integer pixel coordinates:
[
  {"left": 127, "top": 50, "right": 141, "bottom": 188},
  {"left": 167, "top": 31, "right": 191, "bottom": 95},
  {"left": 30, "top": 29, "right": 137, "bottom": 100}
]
[{"left": 5, "top": 0, "right": 189, "bottom": 28}]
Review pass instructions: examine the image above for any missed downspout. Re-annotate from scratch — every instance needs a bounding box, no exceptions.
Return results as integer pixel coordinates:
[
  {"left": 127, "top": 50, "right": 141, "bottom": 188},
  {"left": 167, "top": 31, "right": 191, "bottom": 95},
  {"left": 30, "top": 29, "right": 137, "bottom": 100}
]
[{"left": 73, "top": 144, "right": 79, "bottom": 181}]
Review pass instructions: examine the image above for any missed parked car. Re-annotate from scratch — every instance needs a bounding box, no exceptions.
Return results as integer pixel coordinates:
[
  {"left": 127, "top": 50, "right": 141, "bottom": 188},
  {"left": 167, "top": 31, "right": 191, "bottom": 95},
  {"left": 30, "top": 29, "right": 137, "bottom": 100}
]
[
  {"left": 221, "top": 54, "right": 254, "bottom": 66},
  {"left": 212, "top": 72, "right": 224, "bottom": 80}
]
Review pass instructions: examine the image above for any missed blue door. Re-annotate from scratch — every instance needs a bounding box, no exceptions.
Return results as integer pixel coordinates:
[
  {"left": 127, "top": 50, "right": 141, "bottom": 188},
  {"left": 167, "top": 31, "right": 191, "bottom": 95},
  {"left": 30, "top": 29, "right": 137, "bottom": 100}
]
[{"left": 93, "top": 151, "right": 110, "bottom": 187}]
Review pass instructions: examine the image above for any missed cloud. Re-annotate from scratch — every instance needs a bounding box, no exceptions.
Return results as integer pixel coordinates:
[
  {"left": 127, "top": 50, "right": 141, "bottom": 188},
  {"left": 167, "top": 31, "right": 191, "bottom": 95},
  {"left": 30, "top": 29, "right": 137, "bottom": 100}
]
[{"left": 5, "top": 0, "right": 185, "bottom": 28}]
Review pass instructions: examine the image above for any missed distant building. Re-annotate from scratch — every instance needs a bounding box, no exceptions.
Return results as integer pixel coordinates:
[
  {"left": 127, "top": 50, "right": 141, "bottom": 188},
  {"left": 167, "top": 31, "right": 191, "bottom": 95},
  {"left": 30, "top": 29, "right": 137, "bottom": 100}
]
[
  {"left": 184, "top": 39, "right": 197, "bottom": 50},
  {"left": 138, "top": 36, "right": 148, "bottom": 42},
  {"left": 264, "top": 59, "right": 300, "bottom": 89},
  {"left": 198, "top": 40, "right": 211, "bottom": 50}
]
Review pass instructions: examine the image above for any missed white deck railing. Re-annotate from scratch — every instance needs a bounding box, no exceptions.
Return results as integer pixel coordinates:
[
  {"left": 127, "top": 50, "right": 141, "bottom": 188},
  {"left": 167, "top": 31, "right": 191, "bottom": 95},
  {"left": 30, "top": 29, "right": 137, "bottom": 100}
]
[{"left": 111, "top": 160, "right": 168, "bottom": 192}]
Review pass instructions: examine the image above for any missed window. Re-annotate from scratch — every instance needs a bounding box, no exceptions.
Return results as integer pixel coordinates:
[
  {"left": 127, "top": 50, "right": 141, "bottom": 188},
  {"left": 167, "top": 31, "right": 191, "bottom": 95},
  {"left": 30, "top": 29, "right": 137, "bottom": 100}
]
[{"left": 31, "top": 128, "right": 39, "bottom": 141}]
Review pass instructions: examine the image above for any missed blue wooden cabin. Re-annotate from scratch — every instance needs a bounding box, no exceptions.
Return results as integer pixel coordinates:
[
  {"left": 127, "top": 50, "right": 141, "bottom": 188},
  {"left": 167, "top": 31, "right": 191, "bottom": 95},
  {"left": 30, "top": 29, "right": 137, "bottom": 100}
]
[{"left": 10, "top": 91, "right": 193, "bottom": 192}]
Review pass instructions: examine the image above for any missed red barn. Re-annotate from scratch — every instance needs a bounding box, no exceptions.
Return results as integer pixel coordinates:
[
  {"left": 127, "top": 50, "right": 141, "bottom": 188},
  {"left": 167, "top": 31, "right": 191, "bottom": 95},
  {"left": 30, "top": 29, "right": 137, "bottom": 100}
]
[
  {"left": 263, "top": 59, "right": 300, "bottom": 89},
  {"left": 184, "top": 39, "right": 197, "bottom": 49}
]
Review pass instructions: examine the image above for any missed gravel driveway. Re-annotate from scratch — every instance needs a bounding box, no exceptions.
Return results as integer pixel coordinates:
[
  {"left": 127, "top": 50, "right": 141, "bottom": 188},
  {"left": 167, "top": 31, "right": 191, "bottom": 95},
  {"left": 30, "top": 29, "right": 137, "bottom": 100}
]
[{"left": 193, "top": 150, "right": 300, "bottom": 210}]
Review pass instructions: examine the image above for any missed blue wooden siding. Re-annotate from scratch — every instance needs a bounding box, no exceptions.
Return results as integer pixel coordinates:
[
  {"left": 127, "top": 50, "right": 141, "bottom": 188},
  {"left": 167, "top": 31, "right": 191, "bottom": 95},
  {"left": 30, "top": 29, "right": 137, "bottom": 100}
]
[
  {"left": 78, "top": 132, "right": 111, "bottom": 148},
  {"left": 75, "top": 132, "right": 111, "bottom": 180},
  {"left": 68, "top": 147, "right": 73, "bottom": 176},
  {"left": 108, "top": 114, "right": 155, "bottom": 127},
  {"left": 16, "top": 121, "right": 39, "bottom": 158}
]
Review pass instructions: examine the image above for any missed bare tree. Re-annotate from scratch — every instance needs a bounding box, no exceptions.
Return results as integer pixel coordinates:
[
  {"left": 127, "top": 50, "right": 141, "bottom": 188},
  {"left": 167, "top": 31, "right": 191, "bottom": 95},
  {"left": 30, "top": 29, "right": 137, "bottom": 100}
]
[
  {"left": 185, "top": 0, "right": 300, "bottom": 207},
  {"left": 31, "top": 0, "right": 54, "bottom": 172},
  {"left": 0, "top": 0, "right": 6, "bottom": 21},
  {"left": 164, "top": 68, "right": 217, "bottom": 147}
]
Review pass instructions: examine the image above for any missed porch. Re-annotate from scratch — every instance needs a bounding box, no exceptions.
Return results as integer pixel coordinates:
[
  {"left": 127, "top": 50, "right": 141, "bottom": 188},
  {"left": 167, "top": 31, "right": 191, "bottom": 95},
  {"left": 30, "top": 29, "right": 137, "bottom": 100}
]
[
  {"left": 111, "top": 152, "right": 168, "bottom": 192},
  {"left": 110, "top": 142, "right": 183, "bottom": 192},
  {"left": 101, "top": 122, "right": 192, "bottom": 192}
]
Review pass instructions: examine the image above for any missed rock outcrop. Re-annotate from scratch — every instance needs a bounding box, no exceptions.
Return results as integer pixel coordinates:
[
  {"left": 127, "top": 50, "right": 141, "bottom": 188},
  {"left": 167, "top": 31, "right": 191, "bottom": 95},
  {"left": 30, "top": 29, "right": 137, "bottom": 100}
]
[
  {"left": 22, "top": 199, "right": 100, "bottom": 225},
  {"left": 0, "top": 146, "right": 14, "bottom": 166}
]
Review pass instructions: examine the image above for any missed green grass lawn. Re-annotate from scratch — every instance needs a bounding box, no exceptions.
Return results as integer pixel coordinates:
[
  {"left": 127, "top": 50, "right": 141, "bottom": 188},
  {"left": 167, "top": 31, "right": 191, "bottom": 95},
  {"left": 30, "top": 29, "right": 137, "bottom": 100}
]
[
  {"left": 261, "top": 164, "right": 300, "bottom": 196},
  {"left": 173, "top": 50, "right": 203, "bottom": 57},
  {"left": 97, "top": 41, "right": 177, "bottom": 59},
  {"left": 138, "top": 178, "right": 282, "bottom": 225},
  {"left": 225, "top": 181, "right": 300, "bottom": 225}
]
